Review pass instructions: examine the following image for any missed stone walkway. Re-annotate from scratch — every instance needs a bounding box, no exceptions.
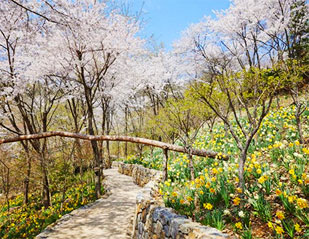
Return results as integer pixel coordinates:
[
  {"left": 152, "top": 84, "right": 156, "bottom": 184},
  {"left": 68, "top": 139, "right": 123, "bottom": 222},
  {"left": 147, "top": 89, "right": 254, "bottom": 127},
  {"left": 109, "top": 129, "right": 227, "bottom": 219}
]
[{"left": 36, "top": 168, "right": 141, "bottom": 239}]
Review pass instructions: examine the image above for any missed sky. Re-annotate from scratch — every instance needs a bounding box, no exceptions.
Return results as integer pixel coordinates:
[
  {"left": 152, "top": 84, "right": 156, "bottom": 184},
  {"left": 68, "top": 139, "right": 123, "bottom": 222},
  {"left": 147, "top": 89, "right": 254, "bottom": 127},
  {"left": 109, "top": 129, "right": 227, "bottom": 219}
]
[{"left": 124, "top": 0, "right": 231, "bottom": 50}]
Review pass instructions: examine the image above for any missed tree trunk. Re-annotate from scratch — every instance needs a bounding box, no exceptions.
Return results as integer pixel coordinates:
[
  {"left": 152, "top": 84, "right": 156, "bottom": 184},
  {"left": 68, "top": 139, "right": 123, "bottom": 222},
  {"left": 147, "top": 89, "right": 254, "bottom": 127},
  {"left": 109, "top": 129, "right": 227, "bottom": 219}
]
[
  {"left": 296, "top": 108, "right": 304, "bottom": 144},
  {"left": 6, "top": 170, "right": 10, "bottom": 214},
  {"left": 21, "top": 144, "right": 31, "bottom": 205},
  {"left": 24, "top": 154, "right": 31, "bottom": 205},
  {"left": 90, "top": 137, "right": 102, "bottom": 198},
  {"left": 106, "top": 141, "right": 111, "bottom": 168},
  {"left": 1, "top": 164, "right": 10, "bottom": 213},
  {"left": 238, "top": 150, "right": 247, "bottom": 190},
  {"left": 105, "top": 110, "right": 111, "bottom": 168},
  {"left": 87, "top": 107, "right": 103, "bottom": 198},
  {"left": 276, "top": 95, "right": 280, "bottom": 108},
  {"left": 137, "top": 144, "right": 143, "bottom": 158},
  {"left": 41, "top": 154, "right": 51, "bottom": 208},
  {"left": 189, "top": 153, "right": 195, "bottom": 181},
  {"left": 74, "top": 134, "right": 83, "bottom": 176}
]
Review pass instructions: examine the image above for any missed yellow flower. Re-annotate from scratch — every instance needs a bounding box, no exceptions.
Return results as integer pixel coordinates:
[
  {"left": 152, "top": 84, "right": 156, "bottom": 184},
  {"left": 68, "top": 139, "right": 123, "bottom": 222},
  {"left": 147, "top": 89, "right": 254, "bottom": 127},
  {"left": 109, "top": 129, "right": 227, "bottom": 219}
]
[
  {"left": 289, "top": 169, "right": 295, "bottom": 175},
  {"left": 236, "top": 187, "right": 242, "bottom": 193},
  {"left": 199, "top": 190, "right": 204, "bottom": 195},
  {"left": 209, "top": 188, "right": 216, "bottom": 194},
  {"left": 212, "top": 168, "right": 218, "bottom": 174},
  {"left": 256, "top": 168, "right": 262, "bottom": 174},
  {"left": 288, "top": 142, "right": 294, "bottom": 147},
  {"left": 295, "top": 140, "right": 300, "bottom": 146},
  {"left": 302, "top": 147, "right": 309, "bottom": 154},
  {"left": 235, "top": 222, "right": 242, "bottom": 230},
  {"left": 297, "top": 198, "right": 308, "bottom": 209},
  {"left": 172, "top": 192, "right": 178, "bottom": 197},
  {"left": 233, "top": 197, "right": 241, "bottom": 206},
  {"left": 275, "top": 226, "right": 284, "bottom": 235},
  {"left": 203, "top": 203, "right": 213, "bottom": 210},
  {"left": 205, "top": 182, "right": 211, "bottom": 188},
  {"left": 276, "top": 210, "right": 285, "bottom": 220},
  {"left": 295, "top": 223, "right": 301, "bottom": 233},
  {"left": 288, "top": 195, "right": 296, "bottom": 203},
  {"left": 180, "top": 199, "right": 185, "bottom": 204},
  {"left": 275, "top": 189, "right": 282, "bottom": 196},
  {"left": 258, "top": 175, "right": 266, "bottom": 184},
  {"left": 187, "top": 196, "right": 193, "bottom": 202},
  {"left": 268, "top": 221, "right": 273, "bottom": 229}
]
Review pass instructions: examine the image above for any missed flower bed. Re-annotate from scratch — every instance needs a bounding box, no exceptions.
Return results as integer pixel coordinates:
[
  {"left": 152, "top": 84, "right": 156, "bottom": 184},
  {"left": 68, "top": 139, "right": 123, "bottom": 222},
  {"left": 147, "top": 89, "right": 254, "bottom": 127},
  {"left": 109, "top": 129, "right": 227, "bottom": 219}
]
[
  {"left": 0, "top": 183, "right": 100, "bottom": 239},
  {"left": 123, "top": 106, "right": 309, "bottom": 238}
]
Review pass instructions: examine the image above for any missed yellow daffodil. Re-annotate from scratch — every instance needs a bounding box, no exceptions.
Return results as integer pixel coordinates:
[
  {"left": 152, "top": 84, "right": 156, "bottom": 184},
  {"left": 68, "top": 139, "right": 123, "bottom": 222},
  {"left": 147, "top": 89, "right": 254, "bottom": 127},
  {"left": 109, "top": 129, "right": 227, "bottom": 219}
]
[
  {"left": 203, "top": 203, "right": 213, "bottom": 210},
  {"left": 276, "top": 210, "right": 285, "bottom": 220},
  {"left": 233, "top": 197, "right": 241, "bottom": 206},
  {"left": 235, "top": 222, "right": 242, "bottom": 230},
  {"left": 187, "top": 196, "right": 193, "bottom": 202},
  {"left": 275, "top": 226, "right": 284, "bottom": 235},
  {"left": 297, "top": 198, "right": 308, "bottom": 209},
  {"left": 275, "top": 189, "right": 282, "bottom": 196}
]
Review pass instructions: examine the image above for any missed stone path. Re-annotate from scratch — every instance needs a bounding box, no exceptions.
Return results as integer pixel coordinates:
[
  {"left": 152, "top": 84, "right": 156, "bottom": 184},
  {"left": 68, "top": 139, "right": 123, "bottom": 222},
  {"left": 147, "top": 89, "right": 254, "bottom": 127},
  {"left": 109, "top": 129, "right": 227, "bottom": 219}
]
[{"left": 36, "top": 168, "right": 141, "bottom": 239}]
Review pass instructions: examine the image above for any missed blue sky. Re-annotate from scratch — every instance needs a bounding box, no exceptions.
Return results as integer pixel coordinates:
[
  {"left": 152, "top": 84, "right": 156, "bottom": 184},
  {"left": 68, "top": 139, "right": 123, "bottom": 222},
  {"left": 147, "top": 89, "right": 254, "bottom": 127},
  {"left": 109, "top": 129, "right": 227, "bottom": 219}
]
[{"left": 124, "top": 0, "right": 231, "bottom": 50}]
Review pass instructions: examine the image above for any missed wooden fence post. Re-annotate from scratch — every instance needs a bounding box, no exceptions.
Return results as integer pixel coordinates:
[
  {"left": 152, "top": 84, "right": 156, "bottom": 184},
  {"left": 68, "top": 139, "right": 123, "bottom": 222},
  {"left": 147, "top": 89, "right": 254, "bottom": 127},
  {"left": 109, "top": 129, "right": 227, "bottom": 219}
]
[{"left": 163, "top": 147, "right": 168, "bottom": 181}]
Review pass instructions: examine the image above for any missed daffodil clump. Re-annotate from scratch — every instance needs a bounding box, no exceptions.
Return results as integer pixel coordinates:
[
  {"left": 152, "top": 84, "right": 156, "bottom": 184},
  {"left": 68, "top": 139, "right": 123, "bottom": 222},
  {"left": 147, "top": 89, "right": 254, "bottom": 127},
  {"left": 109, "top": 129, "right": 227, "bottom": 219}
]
[
  {"left": 134, "top": 105, "right": 309, "bottom": 238},
  {"left": 124, "top": 151, "right": 163, "bottom": 170},
  {"left": 0, "top": 183, "right": 99, "bottom": 239}
]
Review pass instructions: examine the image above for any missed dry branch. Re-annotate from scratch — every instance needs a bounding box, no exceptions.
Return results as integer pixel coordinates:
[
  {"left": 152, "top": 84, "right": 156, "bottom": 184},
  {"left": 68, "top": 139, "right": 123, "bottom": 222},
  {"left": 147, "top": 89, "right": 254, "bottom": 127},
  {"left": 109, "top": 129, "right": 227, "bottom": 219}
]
[{"left": 0, "top": 131, "right": 229, "bottom": 160}]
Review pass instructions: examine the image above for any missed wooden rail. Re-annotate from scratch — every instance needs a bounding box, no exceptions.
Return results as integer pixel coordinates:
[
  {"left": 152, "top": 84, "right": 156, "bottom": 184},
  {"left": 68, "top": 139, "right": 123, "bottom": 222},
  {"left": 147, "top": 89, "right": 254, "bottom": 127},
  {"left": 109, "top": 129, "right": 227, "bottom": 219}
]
[{"left": 0, "top": 131, "right": 228, "bottom": 160}]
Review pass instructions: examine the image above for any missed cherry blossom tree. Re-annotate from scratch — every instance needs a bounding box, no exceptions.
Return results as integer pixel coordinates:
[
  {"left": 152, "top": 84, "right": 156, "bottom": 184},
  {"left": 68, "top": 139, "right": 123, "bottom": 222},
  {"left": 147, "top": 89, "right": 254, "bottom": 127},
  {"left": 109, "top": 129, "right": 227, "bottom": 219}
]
[
  {"left": 0, "top": 0, "right": 64, "bottom": 206},
  {"left": 27, "top": 0, "right": 145, "bottom": 198}
]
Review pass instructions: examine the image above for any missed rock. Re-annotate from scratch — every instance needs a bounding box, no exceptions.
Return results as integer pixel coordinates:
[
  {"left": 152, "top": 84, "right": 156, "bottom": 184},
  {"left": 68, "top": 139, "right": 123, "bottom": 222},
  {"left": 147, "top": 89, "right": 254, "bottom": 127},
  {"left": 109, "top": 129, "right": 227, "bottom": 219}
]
[{"left": 117, "top": 163, "right": 229, "bottom": 239}]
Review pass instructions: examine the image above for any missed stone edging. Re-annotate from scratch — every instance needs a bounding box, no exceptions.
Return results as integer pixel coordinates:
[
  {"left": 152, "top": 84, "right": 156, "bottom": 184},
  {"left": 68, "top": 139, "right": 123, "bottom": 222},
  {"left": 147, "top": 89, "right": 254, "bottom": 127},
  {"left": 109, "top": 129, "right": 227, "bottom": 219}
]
[{"left": 113, "top": 161, "right": 229, "bottom": 239}]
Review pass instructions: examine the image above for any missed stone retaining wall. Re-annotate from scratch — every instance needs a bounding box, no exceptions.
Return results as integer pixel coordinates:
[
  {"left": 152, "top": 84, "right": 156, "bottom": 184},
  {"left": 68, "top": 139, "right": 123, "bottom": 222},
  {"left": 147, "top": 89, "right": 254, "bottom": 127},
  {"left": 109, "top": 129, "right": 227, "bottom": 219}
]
[
  {"left": 113, "top": 162, "right": 229, "bottom": 239},
  {"left": 114, "top": 161, "right": 160, "bottom": 187}
]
